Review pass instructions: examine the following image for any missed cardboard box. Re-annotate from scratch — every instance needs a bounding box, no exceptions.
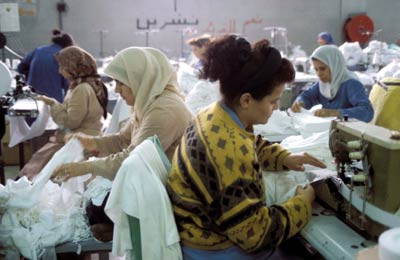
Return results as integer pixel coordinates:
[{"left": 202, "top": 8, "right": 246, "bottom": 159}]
[{"left": 1, "top": 120, "right": 32, "bottom": 166}]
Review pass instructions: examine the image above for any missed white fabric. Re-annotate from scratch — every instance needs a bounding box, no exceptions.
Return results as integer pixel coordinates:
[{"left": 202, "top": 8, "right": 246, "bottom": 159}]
[
  {"left": 311, "top": 45, "right": 358, "bottom": 100},
  {"left": 338, "top": 41, "right": 366, "bottom": 67},
  {"left": 289, "top": 105, "right": 335, "bottom": 137},
  {"left": 0, "top": 61, "right": 12, "bottom": 96},
  {"left": 377, "top": 60, "right": 400, "bottom": 80},
  {"left": 263, "top": 130, "right": 337, "bottom": 206},
  {"left": 354, "top": 71, "right": 375, "bottom": 87},
  {"left": 185, "top": 80, "right": 220, "bottom": 115},
  {"left": 363, "top": 40, "right": 400, "bottom": 66},
  {"left": 8, "top": 99, "right": 57, "bottom": 147},
  {"left": 254, "top": 110, "right": 299, "bottom": 141},
  {"left": 177, "top": 61, "right": 199, "bottom": 95},
  {"left": 105, "top": 139, "right": 182, "bottom": 260},
  {"left": 105, "top": 97, "right": 131, "bottom": 134},
  {"left": 0, "top": 139, "right": 91, "bottom": 260},
  {"left": 83, "top": 176, "right": 113, "bottom": 206}
]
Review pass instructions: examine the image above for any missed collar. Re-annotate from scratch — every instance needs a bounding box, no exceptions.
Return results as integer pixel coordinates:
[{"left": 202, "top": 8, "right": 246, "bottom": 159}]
[{"left": 220, "top": 102, "right": 245, "bottom": 129}]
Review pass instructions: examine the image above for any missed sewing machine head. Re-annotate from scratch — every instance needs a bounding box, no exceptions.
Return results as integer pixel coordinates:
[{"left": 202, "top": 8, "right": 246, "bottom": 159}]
[
  {"left": 1, "top": 74, "right": 39, "bottom": 118},
  {"left": 315, "top": 118, "right": 400, "bottom": 240}
]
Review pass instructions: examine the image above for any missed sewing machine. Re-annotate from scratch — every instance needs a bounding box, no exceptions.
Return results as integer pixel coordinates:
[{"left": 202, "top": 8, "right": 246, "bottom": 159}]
[{"left": 301, "top": 118, "right": 400, "bottom": 259}]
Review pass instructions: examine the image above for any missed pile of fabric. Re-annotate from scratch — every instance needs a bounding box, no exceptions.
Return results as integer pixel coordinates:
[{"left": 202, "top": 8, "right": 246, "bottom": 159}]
[{"left": 0, "top": 139, "right": 92, "bottom": 260}]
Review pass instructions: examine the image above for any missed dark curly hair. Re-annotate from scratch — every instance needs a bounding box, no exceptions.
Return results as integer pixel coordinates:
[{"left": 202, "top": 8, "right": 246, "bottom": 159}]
[
  {"left": 51, "top": 29, "right": 75, "bottom": 49},
  {"left": 200, "top": 35, "right": 295, "bottom": 105}
]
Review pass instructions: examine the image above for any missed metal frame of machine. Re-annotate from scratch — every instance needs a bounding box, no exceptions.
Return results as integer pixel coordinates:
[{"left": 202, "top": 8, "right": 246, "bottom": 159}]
[{"left": 302, "top": 119, "right": 400, "bottom": 259}]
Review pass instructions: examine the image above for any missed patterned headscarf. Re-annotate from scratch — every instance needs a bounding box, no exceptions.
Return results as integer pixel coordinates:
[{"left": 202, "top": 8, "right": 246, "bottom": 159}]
[
  {"left": 311, "top": 45, "right": 358, "bottom": 100},
  {"left": 104, "top": 47, "right": 183, "bottom": 123},
  {"left": 56, "top": 46, "right": 108, "bottom": 118}
]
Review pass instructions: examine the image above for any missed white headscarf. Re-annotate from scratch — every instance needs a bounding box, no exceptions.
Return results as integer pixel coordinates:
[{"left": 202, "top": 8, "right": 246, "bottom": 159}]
[
  {"left": 104, "top": 47, "right": 183, "bottom": 122},
  {"left": 311, "top": 45, "right": 358, "bottom": 100}
]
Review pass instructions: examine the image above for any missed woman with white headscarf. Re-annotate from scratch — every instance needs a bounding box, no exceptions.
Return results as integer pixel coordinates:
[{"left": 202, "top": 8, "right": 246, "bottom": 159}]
[
  {"left": 49, "top": 47, "right": 192, "bottom": 242},
  {"left": 291, "top": 45, "right": 373, "bottom": 122},
  {"left": 50, "top": 47, "right": 192, "bottom": 181}
]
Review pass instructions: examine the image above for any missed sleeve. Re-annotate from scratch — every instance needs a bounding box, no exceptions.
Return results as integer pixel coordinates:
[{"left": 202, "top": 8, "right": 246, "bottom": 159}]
[
  {"left": 255, "top": 135, "right": 291, "bottom": 171},
  {"left": 83, "top": 106, "right": 184, "bottom": 180},
  {"left": 50, "top": 83, "right": 92, "bottom": 130},
  {"left": 93, "top": 119, "right": 134, "bottom": 155},
  {"left": 339, "top": 80, "right": 374, "bottom": 122},
  {"left": 17, "top": 50, "right": 35, "bottom": 76},
  {"left": 297, "top": 82, "right": 321, "bottom": 109}
]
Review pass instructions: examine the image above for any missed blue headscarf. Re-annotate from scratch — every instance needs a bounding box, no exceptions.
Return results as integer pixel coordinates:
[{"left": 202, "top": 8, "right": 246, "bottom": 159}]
[{"left": 318, "top": 32, "right": 334, "bottom": 45}]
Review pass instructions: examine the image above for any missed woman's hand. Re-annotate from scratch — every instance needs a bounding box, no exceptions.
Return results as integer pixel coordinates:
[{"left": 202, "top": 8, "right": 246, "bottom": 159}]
[
  {"left": 314, "top": 108, "right": 340, "bottom": 118},
  {"left": 295, "top": 185, "right": 315, "bottom": 203},
  {"left": 36, "top": 95, "right": 56, "bottom": 106},
  {"left": 51, "top": 162, "right": 90, "bottom": 183},
  {"left": 282, "top": 152, "right": 327, "bottom": 171},
  {"left": 64, "top": 133, "right": 98, "bottom": 151},
  {"left": 290, "top": 101, "right": 304, "bottom": 113}
]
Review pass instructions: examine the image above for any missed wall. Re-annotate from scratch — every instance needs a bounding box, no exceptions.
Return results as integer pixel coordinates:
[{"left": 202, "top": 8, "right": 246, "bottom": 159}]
[{"left": 2, "top": 0, "right": 399, "bottom": 59}]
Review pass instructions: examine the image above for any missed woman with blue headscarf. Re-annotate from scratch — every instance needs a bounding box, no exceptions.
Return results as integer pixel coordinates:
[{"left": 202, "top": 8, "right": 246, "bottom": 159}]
[
  {"left": 317, "top": 32, "right": 334, "bottom": 45},
  {"left": 291, "top": 45, "right": 373, "bottom": 122}
]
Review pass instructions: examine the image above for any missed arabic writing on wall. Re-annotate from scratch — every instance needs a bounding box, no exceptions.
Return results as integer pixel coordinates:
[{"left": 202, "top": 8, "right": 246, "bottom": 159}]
[{"left": 136, "top": 17, "right": 263, "bottom": 35}]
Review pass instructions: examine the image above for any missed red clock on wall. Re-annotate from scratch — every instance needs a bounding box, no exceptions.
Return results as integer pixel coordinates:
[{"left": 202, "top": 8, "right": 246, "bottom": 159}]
[{"left": 344, "top": 14, "right": 375, "bottom": 45}]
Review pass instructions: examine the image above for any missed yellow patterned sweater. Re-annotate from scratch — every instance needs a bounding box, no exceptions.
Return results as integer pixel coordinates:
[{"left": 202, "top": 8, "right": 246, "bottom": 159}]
[{"left": 167, "top": 102, "right": 312, "bottom": 252}]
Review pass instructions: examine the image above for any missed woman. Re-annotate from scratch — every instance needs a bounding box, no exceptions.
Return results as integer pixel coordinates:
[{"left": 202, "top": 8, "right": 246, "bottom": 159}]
[
  {"left": 167, "top": 35, "right": 326, "bottom": 259},
  {"left": 50, "top": 47, "right": 192, "bottom": 181},
  {"left": 50, "top": 47, "right": 192, "bottom": 242},
  {"left": 20, "top": 46, "right": 107, "bottom": 179},
  {"left": 317, "top": 31, "right": 334, "bottom": 46},
  {"left": 187, "top": 34, "right": 212, "bottom": 70},
  {"left": 18, "top": 29, "right": 74, "bottom": 103},
  {"left": 291, "top": 45, "right": 374, "bottom": 122}
]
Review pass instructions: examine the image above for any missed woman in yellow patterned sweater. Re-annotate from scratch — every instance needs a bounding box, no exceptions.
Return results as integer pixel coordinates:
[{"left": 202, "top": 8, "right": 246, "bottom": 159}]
[{"left": 167, "top": 35, "right": 326, "bottom": 260}]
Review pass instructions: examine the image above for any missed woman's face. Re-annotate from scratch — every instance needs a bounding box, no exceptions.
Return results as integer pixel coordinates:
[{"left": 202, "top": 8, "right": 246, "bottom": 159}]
[
  {"left": 115, "top": 80, "right": 135, "bottom": 106},
  {"left": 318, "top": 37, "right": 328, "bottom": 46},
  {"left": 243, "top": 83, "right": 284, "bottom": 125},
  {"left": 312, "top": 59, "right": 331, "bottom": 83},
  {"left": 191, "top": 45, "right": 207, "bottom": 60},
  {"left": 58, "top": 65, "right": 71, "bottom": 80}
]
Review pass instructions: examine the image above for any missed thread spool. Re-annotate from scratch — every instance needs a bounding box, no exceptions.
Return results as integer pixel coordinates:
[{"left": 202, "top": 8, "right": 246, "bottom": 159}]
[
  {"left": 347, "top": 140, "right": 362, "bottom": 149},
  {"left": 349, "top": 151, "right": 363, "bottom": 160}
]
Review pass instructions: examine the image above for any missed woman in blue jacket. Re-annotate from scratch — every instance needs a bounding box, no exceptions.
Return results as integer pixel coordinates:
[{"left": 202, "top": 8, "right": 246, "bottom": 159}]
[
  {"left": 17, "top": 29, "right": 74, "bottom": 102},
  {"left": 291, "top": 45, "right": 373, "bottom": 122}
]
